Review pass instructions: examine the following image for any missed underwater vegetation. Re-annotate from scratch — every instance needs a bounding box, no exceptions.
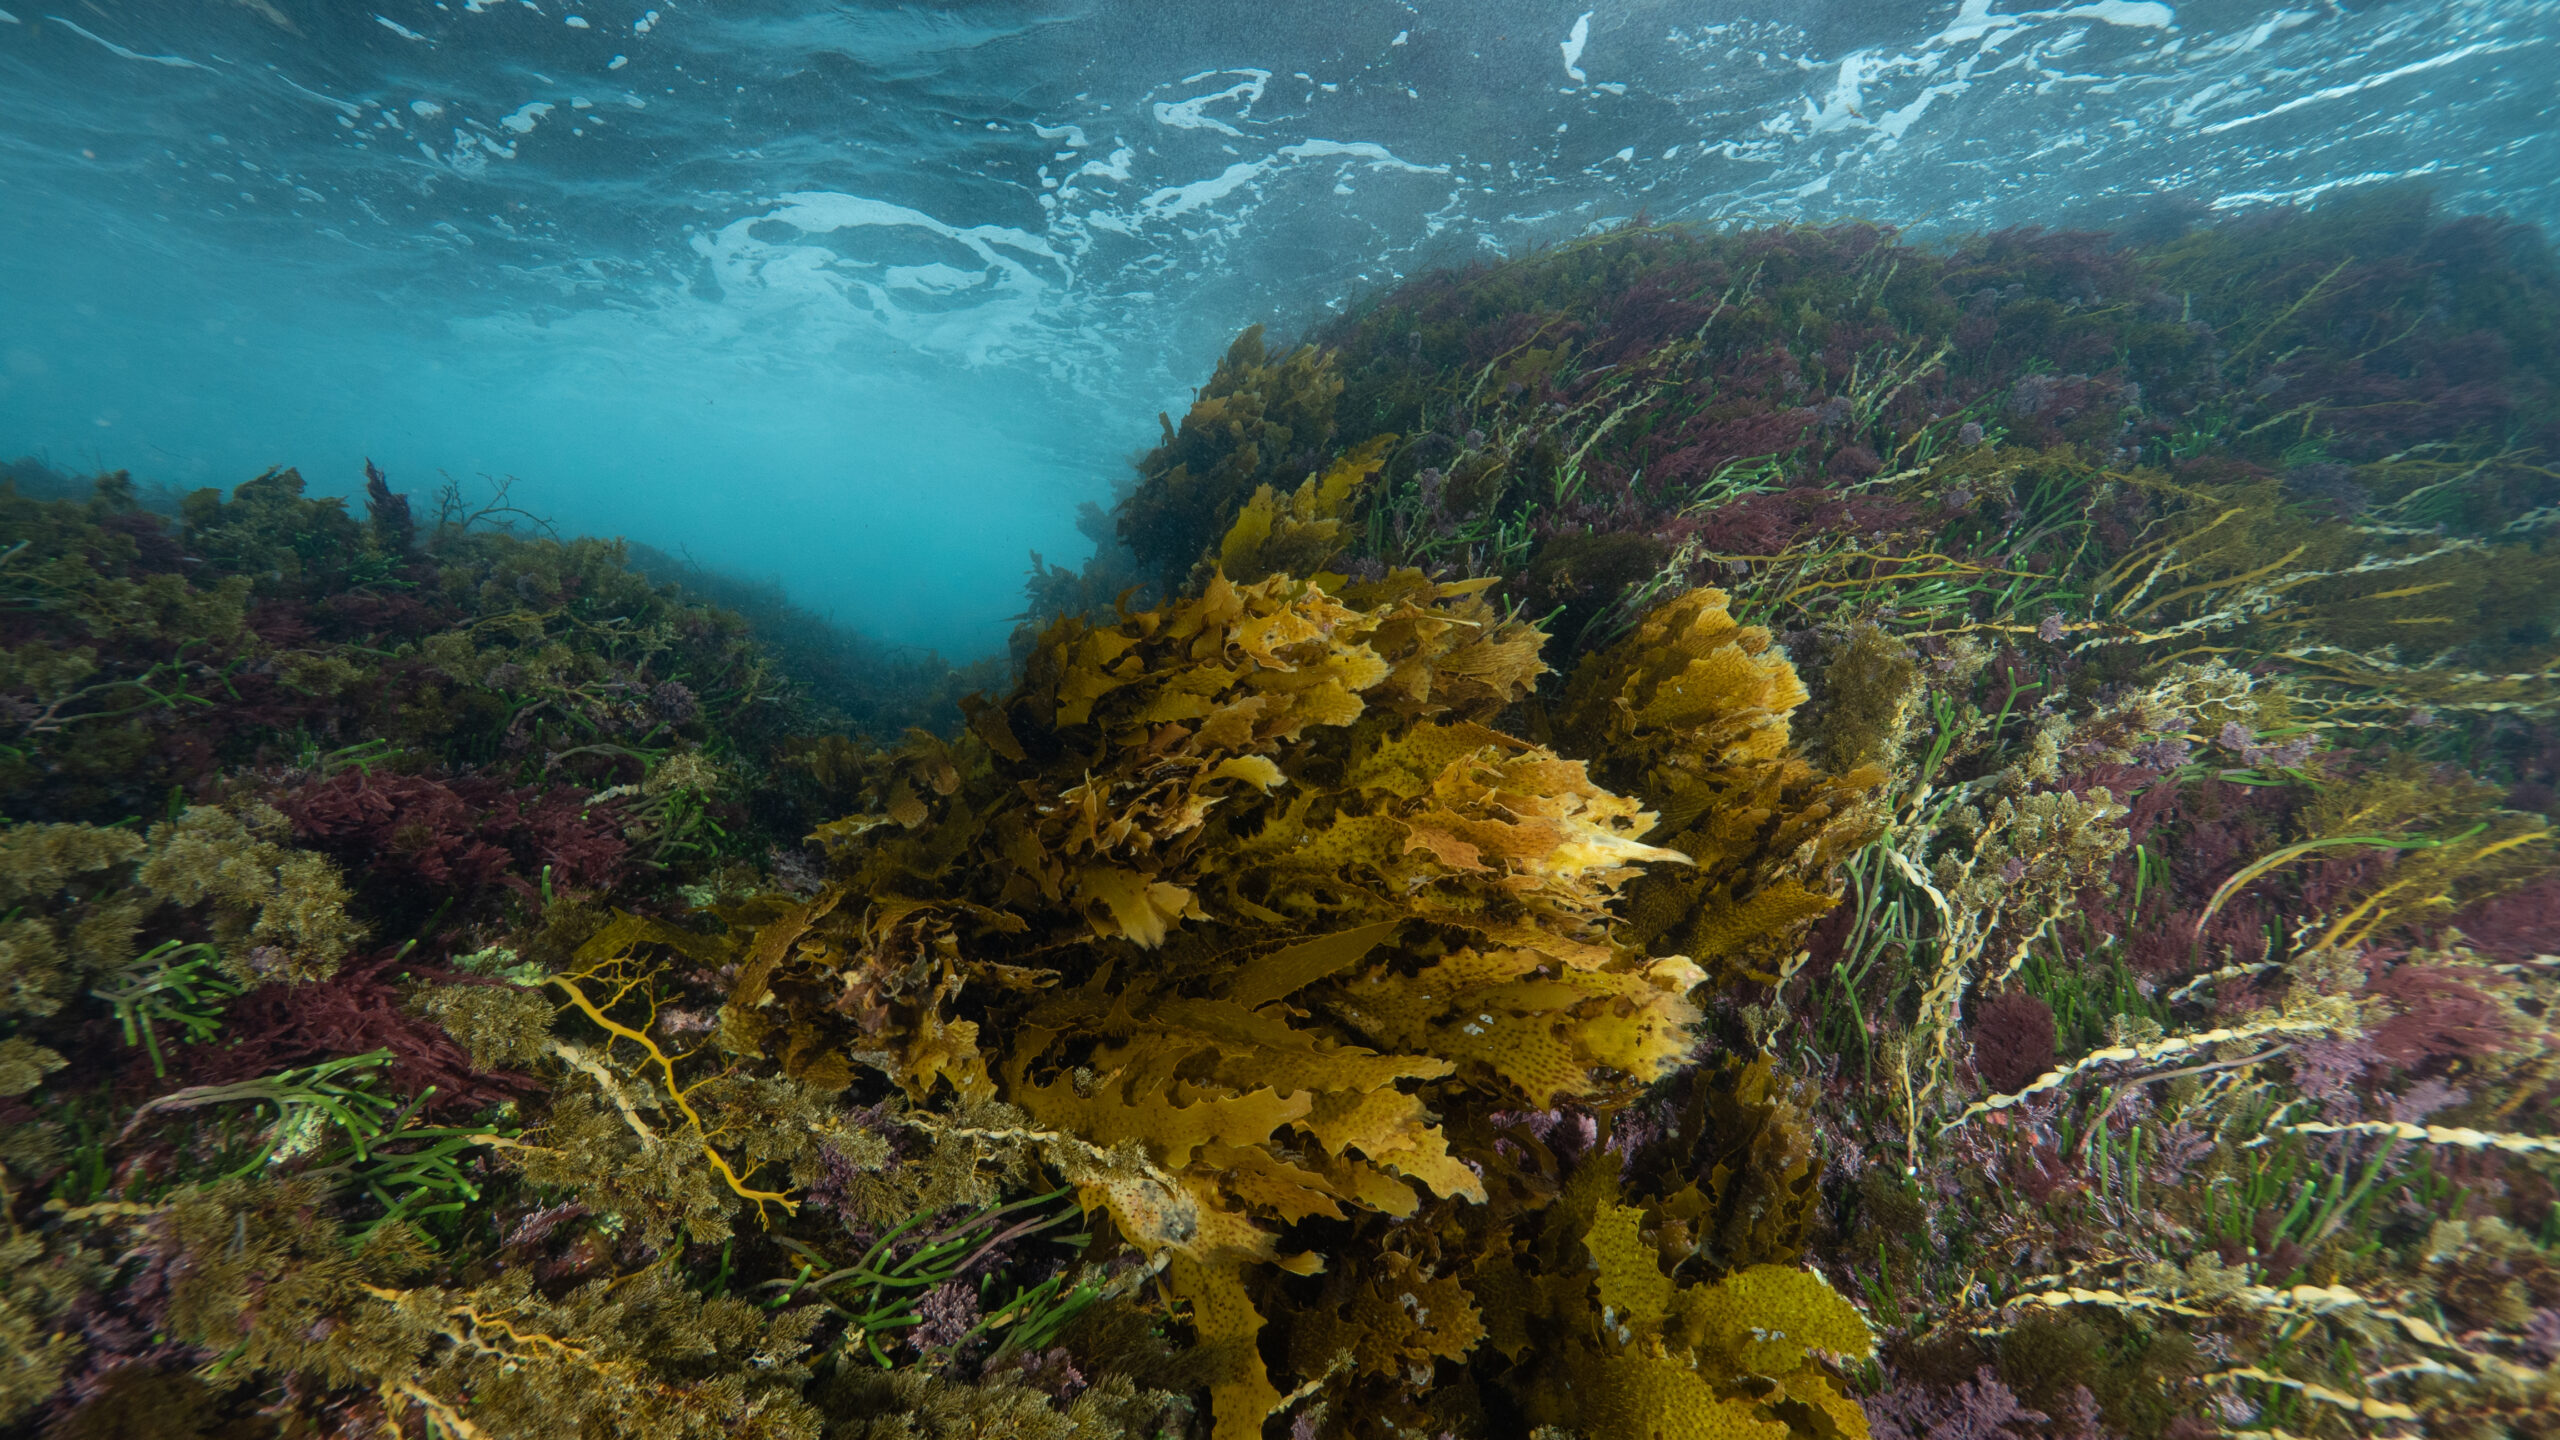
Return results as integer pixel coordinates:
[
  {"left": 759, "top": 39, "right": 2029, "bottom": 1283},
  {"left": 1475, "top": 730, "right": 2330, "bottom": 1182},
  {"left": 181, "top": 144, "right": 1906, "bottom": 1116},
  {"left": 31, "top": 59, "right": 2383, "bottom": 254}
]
[{"left": 3, "top": 185, "right": 2559, "bottom": 1439}]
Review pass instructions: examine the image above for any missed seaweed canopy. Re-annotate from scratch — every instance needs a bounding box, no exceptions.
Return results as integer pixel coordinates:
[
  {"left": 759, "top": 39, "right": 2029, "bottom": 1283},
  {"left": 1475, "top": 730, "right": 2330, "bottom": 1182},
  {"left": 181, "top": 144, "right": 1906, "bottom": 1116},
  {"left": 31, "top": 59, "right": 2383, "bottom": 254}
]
[
  {"left": 1557, "top": 586, "right": 1886, "bottom": 983},
  {"left": 721, "top": 567, "right": 1720, "bottom": 1438}
]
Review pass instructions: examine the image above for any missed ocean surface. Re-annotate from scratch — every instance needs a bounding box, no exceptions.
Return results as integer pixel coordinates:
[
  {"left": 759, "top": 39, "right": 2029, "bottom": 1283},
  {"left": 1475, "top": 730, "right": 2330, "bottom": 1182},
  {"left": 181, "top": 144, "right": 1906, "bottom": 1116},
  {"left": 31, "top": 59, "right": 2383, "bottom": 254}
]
[{"left": 2, "top": 0, "right": 2552, "bottom": 654}]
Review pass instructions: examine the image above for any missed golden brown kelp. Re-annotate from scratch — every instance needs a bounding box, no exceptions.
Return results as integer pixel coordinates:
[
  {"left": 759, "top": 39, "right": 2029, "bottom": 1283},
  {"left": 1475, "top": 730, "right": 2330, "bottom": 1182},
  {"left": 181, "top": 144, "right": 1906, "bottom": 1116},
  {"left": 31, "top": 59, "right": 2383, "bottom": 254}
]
[
  {"left": 1553, "top": 586, "right": 1886, "bottom": 987},
  {"left": 1116, "top": 325, "right": 1348, "bottom": 598},
  {"left": 709, "top": 567, "right": 1772, "bottom": 1437},
  {"left": 527, "top": 473, "right": 1879, "bottom": 1437}
]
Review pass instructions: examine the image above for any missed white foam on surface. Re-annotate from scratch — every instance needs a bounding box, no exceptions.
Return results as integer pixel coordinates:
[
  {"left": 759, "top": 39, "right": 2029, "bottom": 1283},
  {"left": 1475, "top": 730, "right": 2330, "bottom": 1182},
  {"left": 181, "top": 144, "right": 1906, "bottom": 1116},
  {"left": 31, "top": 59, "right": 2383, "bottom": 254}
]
[
  {"left": 1875, "top": 80, "right": 1966, "bottom": 141},
  {"left": 2211, "top": 160, "right": 2447, "bottom": 209},
  {"left": 1929, "top": 2, "right": 2025, "bottom": 47},
  {"left": 1075, "top": 146, "right": 1134, "bottom": 182},
  {"left": 1139, "top": 139, "right": 1447, "bottom": 219},
  {"left": 1141, "top": 161, "right": 1264, "bottom": 218},
  {"left": 46, "top": 16, "right": 206, "bottom": 66},
  {"left": 2196, "top": 40, "right": 2502, "bottom": 134},
  {"left": 273, "top": 73, "right": 365, "bottom": 116},
  {"left": 1802, "top": 51, "right": 1875, "bottom": 132},
  {"left": 2221, "top": 10, "right": 2312, "bottom": 56},
  {"left": 2061, "top": 2, "right": 2172, "bottom": 27},
  {"left": 691, "top": 191, "right": 1068, "bottom": 368},
  {"left": 1151, "top": 71, "right": 1270, "bottom": 135}
]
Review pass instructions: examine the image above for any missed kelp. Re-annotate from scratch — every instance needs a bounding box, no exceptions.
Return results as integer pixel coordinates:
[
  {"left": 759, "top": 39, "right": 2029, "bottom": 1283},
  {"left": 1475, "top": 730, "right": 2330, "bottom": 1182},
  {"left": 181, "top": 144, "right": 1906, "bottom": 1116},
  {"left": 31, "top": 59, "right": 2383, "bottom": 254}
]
[
  {"left": 1031, "top": 197, "right": 2560, "bottom": 1438},
  {"left": 1554, "top": 586, "right": 1884, "bottom": 984},
  {"left": 1117, "top": 325, "right": 1347, "bottom": 598},
  {"left": 1216, "top": 434, "right": 1395, "bottom": 585},
  {"left": 705, "top": 565, "right": 1785, "bottom": 1437},
  {"left": 1460, "top": 1080, "right": 1869, "bottom": 1440}
]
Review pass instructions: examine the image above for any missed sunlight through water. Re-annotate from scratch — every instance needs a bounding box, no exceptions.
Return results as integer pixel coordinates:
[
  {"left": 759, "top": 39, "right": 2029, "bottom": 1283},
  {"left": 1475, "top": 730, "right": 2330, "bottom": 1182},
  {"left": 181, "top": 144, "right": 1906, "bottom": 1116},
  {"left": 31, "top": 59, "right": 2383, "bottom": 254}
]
[{"left": 3, "top": 0, "right": 2552, "bottom": 652}]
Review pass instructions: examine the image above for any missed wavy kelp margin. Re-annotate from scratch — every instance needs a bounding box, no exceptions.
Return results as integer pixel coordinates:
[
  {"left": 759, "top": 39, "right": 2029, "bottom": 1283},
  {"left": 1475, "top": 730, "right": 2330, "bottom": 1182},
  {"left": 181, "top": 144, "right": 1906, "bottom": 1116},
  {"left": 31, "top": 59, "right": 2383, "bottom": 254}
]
[{"left": 4, "top": 189, "right": 2560, "bottom": 1440}]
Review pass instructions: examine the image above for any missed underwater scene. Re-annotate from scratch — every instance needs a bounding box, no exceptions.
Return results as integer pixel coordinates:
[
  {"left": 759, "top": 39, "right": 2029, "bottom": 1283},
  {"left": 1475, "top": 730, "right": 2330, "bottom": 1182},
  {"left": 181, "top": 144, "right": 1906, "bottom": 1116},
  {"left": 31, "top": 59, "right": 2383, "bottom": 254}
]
[{"left": 3, "top": 2, "right": 2559, "bottom": 1437}]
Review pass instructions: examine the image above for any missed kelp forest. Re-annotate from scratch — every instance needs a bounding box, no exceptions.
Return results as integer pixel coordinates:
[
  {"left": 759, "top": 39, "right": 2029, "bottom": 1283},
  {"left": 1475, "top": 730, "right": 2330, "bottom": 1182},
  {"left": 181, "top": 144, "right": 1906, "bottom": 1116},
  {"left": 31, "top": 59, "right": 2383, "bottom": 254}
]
[{"left": 4, "top": 189, "right": 2558, "bottom": 1440}]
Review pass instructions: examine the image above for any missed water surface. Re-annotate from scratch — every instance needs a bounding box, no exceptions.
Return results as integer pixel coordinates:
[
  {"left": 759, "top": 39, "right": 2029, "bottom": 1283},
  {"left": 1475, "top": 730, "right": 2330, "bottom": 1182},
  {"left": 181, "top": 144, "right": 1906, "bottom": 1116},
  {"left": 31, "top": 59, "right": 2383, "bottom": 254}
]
[{"left": 2, "top": 0, "right": 2550, "bottom": 653}]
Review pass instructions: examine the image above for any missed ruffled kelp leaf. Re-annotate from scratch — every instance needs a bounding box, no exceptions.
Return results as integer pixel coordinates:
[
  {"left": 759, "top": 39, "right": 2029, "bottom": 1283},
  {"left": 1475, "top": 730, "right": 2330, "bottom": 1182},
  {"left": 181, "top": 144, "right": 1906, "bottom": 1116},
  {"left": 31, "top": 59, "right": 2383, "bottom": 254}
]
[
  {"left": 1556, "top": 587, "right": 1883, "bottom": 981},
  {"left": 1287, "top": 1249, "right": 1487, "bottom": 1382}
]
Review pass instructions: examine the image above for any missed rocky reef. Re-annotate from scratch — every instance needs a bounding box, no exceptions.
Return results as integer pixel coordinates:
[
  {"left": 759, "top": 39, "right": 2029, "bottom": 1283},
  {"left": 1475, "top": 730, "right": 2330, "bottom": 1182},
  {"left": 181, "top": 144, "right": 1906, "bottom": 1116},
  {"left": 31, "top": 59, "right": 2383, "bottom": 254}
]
[{"left": 3, "top": 188, "right": 2556, "bottom": 1439}]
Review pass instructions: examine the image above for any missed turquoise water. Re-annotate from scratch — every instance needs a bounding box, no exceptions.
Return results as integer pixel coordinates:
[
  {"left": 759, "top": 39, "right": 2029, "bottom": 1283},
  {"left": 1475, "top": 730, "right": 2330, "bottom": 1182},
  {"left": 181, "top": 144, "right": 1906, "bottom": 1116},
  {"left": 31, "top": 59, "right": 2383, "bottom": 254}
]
[{"left": 2, "top": 0, "right": 2553, "bottom": 654}]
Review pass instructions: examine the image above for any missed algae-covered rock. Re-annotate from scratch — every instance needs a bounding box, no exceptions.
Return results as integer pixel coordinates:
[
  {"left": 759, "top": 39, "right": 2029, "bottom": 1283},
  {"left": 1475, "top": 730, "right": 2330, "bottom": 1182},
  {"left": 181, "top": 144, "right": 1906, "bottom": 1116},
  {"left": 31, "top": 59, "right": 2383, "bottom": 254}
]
[{"left": 10, "top": 200, "right": 2560, "bottom": 1440}]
